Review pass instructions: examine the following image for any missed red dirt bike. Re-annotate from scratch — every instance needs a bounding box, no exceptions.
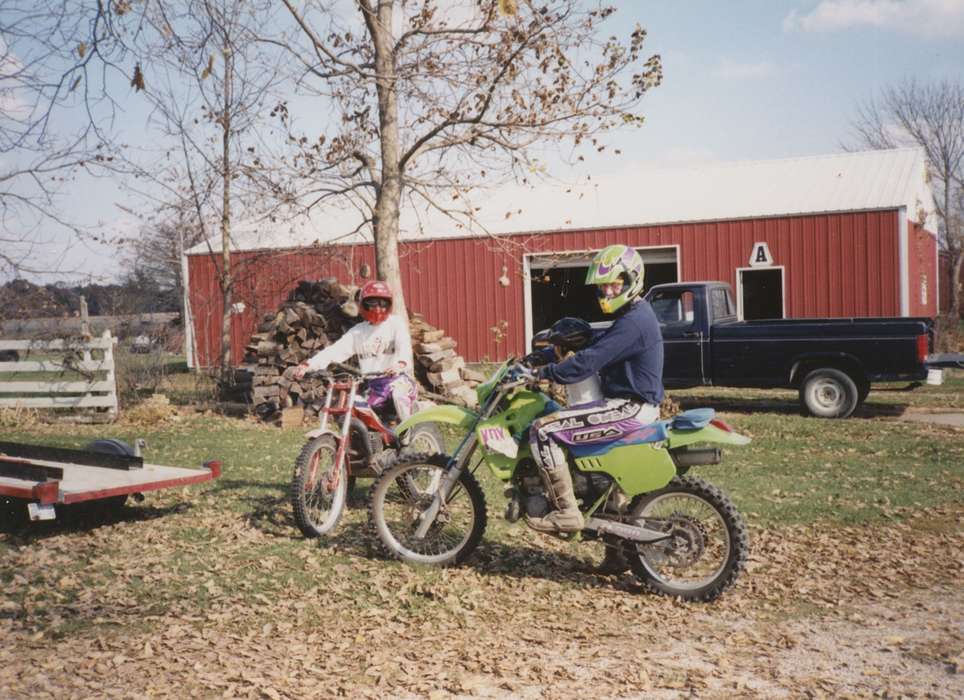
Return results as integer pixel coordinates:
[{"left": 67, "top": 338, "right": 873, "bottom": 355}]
[{"left": 290, "top": 362, "right": 443, "bottom": 537}]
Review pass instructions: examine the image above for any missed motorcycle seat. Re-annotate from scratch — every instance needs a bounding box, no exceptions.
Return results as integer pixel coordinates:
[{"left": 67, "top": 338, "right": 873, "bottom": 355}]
[{"left": 671, "top": 408, "right": 716, "bottom": 430}]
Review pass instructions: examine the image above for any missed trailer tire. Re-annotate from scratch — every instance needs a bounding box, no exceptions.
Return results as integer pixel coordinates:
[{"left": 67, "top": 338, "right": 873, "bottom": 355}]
[
  {"left": 800, "top": 368, "right": 859, "bottom": 419},
  {"left": 85, "top": 439, "right": 136, "bottom": 510}
]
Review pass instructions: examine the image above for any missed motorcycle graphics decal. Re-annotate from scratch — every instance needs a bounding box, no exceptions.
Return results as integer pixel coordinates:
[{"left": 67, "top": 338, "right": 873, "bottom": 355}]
[
  {"left": 480, "top": 426, "right": 519, "bottom": 459},
  {"left": 571, "top": 426, "right": 622, "bottom": 443},
  {"left": 553, "top": 417, "right": 582, "bottom": 430},
  {"left": 587, "top": 403, "right": 641, "bottom": 425},
  {"left": 531, "top": 399, "right": 645, "bottom": 448}
]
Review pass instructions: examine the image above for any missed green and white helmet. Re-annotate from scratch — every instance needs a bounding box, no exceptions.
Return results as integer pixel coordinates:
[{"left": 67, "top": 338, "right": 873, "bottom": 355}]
[{"left": 585, "top": 244, "right": 645, "bottom": 314}]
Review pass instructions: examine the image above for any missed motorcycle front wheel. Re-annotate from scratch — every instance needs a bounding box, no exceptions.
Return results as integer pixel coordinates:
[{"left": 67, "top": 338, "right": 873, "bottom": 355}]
[
  {"left": 402, "top": 422, "right": 445, "bottom": 456},
  {"left": 626, "top": 476, "right": 748, "bottom": 602},
  {"left": 368, "top": 453, "right": 486, "bottom": 566},
  {"left": 290, "top": 435, "right": 348, "bottom": 538}
]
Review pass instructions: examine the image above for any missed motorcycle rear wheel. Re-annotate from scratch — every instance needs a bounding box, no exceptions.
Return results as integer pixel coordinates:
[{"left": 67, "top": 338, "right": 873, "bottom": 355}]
[
  {"left": 290, "top": 435, "right": 348, "bottom": 538},
  {"left": 368, "top": 453, "right": 486, "bottom": 566},
  {"left": 626, "top": 476, "right": 748, "bottom": 602}
]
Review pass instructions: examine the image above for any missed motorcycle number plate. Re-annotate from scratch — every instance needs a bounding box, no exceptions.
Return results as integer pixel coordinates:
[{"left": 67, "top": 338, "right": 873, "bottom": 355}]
[{"left": 479, "top": 426, "right": 519, "bottom": 459}]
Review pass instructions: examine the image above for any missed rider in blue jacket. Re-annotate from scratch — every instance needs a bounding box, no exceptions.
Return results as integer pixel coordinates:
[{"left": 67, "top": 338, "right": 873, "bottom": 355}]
[{"left": 529, "top": 244, "right": 665, "bottom": 534}]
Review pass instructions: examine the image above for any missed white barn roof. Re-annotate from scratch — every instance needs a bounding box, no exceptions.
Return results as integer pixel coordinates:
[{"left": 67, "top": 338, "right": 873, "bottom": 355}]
[{"left": 187, "top": 147, "right": 937, "bottom": 255}]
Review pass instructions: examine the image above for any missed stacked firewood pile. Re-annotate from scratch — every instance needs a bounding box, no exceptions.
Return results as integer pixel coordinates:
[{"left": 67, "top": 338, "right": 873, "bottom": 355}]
[
  {"left": 245, "top": 279, "right": 360, "bottom": 420},
  {"left": 409, "top": 315, "right": 485, "bottom": 408},
  {"left": 244, "top": 279, "right": 481, "bottom": 423}
]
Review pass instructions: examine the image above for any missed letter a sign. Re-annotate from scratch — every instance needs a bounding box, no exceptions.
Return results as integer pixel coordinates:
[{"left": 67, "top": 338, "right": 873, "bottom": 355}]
[{"left": 749, "top": 242, "right": 773, "bottom": 267}]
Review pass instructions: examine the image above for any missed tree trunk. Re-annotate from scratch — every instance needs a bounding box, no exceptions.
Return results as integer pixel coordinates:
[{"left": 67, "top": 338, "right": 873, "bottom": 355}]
[
  {"left": 366, "top": 0, "right": 408, "bottom": 321},
  {"left": 220, "top": 43, "right": 235, "bottom": 383}
]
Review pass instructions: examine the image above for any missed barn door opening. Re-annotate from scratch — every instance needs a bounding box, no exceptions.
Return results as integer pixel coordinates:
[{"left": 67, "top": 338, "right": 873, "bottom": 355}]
[
  {"left": 525, "top": 246, "right": 679, "bottom": 342},
  {"left": 737, "top": 267, "right": 785, "bottom": 320}
]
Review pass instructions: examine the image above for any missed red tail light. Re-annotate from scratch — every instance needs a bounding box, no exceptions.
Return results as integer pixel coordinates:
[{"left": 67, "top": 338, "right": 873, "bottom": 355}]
[
  {"left": 916, "top": 334, "right": 928, "bottom": 364},
  {"left": 710, "top": 419, "right": 733, "bottom": 433}
]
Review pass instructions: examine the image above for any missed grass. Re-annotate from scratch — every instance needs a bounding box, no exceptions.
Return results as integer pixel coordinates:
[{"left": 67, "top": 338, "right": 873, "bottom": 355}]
[
  {"left": 1, "top": 365, "right": 961, "bottom": 639},
  {"left": 2, "top": 371, "right": 960, "bottom": 534}
]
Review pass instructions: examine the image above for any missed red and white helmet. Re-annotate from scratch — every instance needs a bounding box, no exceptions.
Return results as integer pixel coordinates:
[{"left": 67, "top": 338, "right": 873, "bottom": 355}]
[{"left": 359, "top": 280, "right": 393, "bottom": 324}]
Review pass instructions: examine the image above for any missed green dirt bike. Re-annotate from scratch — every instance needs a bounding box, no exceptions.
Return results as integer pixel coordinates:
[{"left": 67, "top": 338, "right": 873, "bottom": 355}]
[{"left": 368, "top": 360, "right": 751, "bottom": 601}]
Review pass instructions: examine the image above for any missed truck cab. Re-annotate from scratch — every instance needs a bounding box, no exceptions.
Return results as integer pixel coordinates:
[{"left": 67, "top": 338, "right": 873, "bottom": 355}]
[{"left": 646, "top": 282, "right": 735, "bottom": 388}]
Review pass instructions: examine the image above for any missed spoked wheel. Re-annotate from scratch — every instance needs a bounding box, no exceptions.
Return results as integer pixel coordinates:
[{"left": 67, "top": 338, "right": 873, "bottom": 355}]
[
  {"left": 402, "top": 423, "right": 445, "bottom": 456},
  {"left": 626, "top": 476, "right": 748, "bottom": 602},
  {"left": 368, "top": 453, "right": 486, "bottom": 566},
  {"left": 290, "top": 435, "right": 348, "bottom": 538}
]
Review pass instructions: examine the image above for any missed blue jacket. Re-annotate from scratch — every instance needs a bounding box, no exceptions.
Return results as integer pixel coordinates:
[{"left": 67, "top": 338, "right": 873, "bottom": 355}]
[{"left": 540, "top": 301, "right": 665, "bottom": 405}]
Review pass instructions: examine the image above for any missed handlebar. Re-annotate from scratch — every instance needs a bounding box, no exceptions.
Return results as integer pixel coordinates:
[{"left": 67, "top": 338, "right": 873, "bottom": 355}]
[
  {"left": 499, "top": 362, "right": 540, "bottom": 391},
  {"left": 303, "top": 362, "right": 389, "bottom": 381}
]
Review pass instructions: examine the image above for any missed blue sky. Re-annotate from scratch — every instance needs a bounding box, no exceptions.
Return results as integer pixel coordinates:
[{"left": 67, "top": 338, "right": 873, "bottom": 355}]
[
  {"left": 613, "top": 0, "right": 964, "bottom": 165},
  {"left": 25, "top": 0, "right": 964, "bottom": 282}
]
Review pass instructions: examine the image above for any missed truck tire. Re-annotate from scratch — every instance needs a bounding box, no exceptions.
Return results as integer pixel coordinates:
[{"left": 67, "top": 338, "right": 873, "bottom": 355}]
[{"left": 799, "top": 368, "right": 859, "bottom": 419}]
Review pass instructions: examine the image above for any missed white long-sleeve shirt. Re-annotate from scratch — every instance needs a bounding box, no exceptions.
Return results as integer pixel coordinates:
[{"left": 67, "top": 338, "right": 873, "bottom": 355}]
[{"left": 304, "top": 315, "right": 414, "bottom": 375}]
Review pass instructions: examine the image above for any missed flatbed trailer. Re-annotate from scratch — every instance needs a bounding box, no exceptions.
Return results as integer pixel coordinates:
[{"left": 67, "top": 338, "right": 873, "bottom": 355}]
[{"left": 0, "top": 440, "right": 221, "bottom": 521}]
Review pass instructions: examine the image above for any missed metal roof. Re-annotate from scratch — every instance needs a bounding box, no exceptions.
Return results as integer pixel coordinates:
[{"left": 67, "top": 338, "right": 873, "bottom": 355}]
[{"left": 186, "top": 147, "right": 937, "bottom": 255}]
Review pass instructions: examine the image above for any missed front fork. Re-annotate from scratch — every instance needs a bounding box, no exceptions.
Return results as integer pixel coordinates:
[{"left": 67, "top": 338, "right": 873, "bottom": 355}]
[
  {"left": 310, "top": 382, "right": 357, "bottom": 492},
  {"left": 410, "top": 385, "right": 512, "bottom": 539},
  {"left": 412, "top": 434, "right": 479, "bottom": 539}
]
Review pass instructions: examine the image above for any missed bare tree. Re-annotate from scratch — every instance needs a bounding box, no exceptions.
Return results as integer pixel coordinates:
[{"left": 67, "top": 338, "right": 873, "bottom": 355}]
[
  {"left": 0, "top": 0, "right": 159, "bottom": 282},
  {"left": 274, "top": 0, "right": 662, "bottom": 317},
  {"left": 110, "top": 0, "right": 290, "bottom": 380},
  {"left": 125, "top": 210, "right": 205, "bottom": 311},
  {"left": 851, "top": 79, "right": 964, "bottom": 318}
]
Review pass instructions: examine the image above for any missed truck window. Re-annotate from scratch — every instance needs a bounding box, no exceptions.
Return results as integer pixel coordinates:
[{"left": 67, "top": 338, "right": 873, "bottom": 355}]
[
  {"left": 710, "top": 287, "right": 735, "bottom": 322},
  {"left": 650, "top": 290, "right": 695, "bottom": 328}
]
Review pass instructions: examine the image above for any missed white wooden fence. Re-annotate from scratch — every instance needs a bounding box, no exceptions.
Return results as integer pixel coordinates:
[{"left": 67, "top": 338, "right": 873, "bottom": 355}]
[{"left": 0, "top": 330, "right": 118, "bottom": 422}]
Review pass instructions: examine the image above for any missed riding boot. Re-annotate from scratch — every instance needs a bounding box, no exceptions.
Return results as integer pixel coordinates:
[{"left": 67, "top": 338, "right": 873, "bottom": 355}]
[{"left": 527, "top": 464, "right": 585, "bottom": 534}]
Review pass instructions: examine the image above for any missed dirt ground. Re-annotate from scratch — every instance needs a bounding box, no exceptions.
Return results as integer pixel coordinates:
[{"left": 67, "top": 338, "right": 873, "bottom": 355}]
[{"left": 2, "top": 502, "right": 962, "bottom": 699}]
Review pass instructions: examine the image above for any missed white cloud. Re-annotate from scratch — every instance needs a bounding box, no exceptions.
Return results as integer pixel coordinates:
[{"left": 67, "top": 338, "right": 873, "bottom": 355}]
[
  {"left": 0, "top": 38, "right": 31, "bottom": 120},
  {"left": 711, "top": 58, "right": 777, "bottom": 80},
  {"left": 784, "top": 0, "right": 964, "bottom": 38}
]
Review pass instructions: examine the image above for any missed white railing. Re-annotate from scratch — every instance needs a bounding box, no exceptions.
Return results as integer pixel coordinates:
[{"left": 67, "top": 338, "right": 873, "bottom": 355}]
[{"left": 0, "top": 330, "right": 118, "bottom": 421}]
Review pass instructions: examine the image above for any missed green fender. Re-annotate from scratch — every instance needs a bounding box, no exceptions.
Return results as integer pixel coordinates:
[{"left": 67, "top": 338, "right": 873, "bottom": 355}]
[
  {"left": 666, "top": 423, "right": 752, "bottom": 449},
  {"left": 396, "top": 404, "right": 479, "bottom": 437}
]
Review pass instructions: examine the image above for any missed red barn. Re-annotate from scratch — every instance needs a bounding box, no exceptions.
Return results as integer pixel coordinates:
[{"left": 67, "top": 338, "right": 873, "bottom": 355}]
[{"left": 186, "top": 148, "right": 939, "bottom": 367}]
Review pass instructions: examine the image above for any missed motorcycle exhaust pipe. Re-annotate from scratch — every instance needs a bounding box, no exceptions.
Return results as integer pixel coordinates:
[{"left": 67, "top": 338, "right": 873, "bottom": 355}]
[{"left": 670, "top": 447, "right": 722, "bottom": 468}]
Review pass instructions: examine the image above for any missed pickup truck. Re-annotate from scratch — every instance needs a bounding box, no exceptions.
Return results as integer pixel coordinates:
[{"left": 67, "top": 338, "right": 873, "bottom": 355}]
[{"left": 643, "top": 281, "right": 936, "bottom": 418}]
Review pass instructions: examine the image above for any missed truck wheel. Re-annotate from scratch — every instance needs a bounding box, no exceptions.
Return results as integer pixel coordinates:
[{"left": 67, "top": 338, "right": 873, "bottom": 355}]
[{"left": 800, "top": 368, "right": 859, "bottom": 419}]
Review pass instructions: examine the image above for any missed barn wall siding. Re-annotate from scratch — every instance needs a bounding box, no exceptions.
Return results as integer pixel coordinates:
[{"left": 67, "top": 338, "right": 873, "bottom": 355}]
[
  {"left": 907, "top": 222, "right": 938, "bottom": 318},
  {"left": 188, "top": 209, "right": 911, "bottom": 367}
]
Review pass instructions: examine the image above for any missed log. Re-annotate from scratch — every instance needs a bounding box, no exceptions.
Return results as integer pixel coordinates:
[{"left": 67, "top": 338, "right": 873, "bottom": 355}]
[
  {"left": 280, "top": 406, "right": 305, "bottom": 429},
  {"left": 417, "top": 349, "right": 455, "bottom": 367},
  {"left": 257, "top": 340, "right": 282, "bottom": 355},
  {"left": 428, "top": 368, "right": 462, "bottom": 387},
  {"left": 461, "top": 367, "right": 486, "bottom": 383},
  {"left": 430, "top": 356, "right": 465, "bottom": 373},
  {"left": 449, "top": 385, "right": 478, "bottom": 407},
  {"left": 253, "top": 385, "right": 281, "bottom": 401},
  {"left": 417, "top": 337, "right": 456, "bottom": 353},
  {"left": 421, "top": 329, "right": 445, "bottom": 343}
]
